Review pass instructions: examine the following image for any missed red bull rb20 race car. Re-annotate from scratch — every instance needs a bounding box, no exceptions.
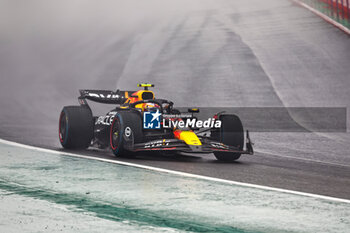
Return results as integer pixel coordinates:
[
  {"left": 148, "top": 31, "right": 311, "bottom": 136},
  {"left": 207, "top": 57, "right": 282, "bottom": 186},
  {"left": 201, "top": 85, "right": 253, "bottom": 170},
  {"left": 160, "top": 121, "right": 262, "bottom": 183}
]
[{"left": 59, "top": 84, "right": 253, "bottom": 161}]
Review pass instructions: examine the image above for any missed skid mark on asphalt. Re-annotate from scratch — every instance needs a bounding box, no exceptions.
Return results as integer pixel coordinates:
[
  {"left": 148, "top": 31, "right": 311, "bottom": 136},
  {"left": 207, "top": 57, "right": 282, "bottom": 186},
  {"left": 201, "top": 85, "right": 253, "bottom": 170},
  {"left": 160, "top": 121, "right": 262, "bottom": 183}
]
[{"left": 139, "top": 9, "right": 311, "bottom": 132}]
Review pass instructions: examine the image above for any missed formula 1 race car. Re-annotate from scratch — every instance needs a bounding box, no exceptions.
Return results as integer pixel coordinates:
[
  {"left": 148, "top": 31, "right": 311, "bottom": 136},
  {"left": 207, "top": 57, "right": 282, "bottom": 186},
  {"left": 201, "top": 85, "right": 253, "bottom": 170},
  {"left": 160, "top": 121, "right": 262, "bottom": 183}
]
[{"left": 59, "top": 84, "right": 253, "bottom": 161}]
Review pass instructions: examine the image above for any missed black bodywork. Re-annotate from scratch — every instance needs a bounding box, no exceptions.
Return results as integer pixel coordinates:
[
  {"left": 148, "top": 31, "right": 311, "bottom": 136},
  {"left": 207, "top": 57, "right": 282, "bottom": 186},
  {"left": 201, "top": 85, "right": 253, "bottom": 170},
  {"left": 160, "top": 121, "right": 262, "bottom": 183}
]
[{"left": 77, "top": 89, "right": 254, "bottom": 155}]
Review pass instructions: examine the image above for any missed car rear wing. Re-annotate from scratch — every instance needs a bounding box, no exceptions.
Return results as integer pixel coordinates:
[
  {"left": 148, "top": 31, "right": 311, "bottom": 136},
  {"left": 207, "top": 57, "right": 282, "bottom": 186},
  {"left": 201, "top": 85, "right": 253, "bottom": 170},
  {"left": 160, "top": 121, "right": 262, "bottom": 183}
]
[{"left": 78, "top": 89, "right": 135, "bottom": 105}]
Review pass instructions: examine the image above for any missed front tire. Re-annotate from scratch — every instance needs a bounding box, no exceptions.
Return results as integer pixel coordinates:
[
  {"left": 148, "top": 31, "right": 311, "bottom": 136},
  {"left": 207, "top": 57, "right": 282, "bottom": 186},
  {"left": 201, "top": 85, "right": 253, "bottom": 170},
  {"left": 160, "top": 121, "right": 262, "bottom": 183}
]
[
  {"left": 212, "top": 114, "right": 244, "bottom": 162},
  {"left": 110, "top": 111, "right": 143, "bottom": 157},
  {"left": 59, "top": 106, "right": 94, "bottom": 149}
]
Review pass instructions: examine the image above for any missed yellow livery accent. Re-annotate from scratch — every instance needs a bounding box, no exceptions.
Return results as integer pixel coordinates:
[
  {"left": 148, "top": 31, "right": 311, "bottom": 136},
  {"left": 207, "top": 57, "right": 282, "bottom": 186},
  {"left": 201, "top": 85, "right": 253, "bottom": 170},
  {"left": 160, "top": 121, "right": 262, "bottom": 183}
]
[
  {"left": 133, "top": 90, "right": 154, "bottom": 100},
  {"left": 175, "top": 130, "right": 202, "bottom": 146},
  {"left": 137, "top": 83, "right": 154, "bottom": 87}
]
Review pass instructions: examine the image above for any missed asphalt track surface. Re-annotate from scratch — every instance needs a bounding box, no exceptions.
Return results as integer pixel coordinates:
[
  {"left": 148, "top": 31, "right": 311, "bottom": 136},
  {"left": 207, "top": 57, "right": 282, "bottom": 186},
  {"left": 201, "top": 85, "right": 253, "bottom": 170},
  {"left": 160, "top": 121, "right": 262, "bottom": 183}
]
[{"left": 1, "top": 0, "right": 350, "bottom": 199}]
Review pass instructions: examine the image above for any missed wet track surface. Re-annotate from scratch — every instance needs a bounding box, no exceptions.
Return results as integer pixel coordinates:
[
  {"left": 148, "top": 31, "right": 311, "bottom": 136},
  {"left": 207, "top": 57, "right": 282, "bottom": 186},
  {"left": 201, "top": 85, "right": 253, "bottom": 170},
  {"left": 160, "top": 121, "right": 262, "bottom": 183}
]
[
  {"left": 1, "top": 0, "right": 350, "bottom": 199},
  {"left": 1, "top": 142, "right": 350, "bottom": 233}
]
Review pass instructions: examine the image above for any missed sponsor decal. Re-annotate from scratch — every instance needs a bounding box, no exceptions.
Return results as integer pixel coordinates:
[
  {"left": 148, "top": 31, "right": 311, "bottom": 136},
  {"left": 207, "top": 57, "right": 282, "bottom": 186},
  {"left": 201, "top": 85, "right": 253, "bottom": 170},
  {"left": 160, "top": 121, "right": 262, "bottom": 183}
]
[
  {"left": 124, "top": 127, "right": 131, "bottom": 137},
  {"left": 210, "top": 142, "right": 228, "bottom": 149},
  {"left": 144, "top": 139, "right": 170, "bottom": 148},
  {"left": 143, "top": 110, "right": 161, "bottom": 129},
  {"left": 88, "top": 93, "right": 122, "bottom": 99},
  {"left": 95, "top": 112, "right": 117, "bottom": 125}
]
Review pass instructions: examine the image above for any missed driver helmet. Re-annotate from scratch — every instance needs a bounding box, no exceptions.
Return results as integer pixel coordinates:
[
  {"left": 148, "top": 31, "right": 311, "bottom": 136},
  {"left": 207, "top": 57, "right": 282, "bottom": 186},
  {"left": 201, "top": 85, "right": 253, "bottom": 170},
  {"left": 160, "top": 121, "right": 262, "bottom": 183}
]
[{"left": 144, "top": 103, "right": 159, "bottom": 112}]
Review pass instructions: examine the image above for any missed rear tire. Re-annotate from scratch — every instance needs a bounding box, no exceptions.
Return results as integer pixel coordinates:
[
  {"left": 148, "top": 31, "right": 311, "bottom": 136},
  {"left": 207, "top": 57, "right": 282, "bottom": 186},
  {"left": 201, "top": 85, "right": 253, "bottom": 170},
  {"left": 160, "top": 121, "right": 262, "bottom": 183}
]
[
  {"left": 212, "top": 114, "right": 244, "bottom": 162},
  {"left": 110, "top": 111, "right": 143, "bottom": 157},
  {"left": 59, "top": 106, "right": 94, "bottom": 149}
]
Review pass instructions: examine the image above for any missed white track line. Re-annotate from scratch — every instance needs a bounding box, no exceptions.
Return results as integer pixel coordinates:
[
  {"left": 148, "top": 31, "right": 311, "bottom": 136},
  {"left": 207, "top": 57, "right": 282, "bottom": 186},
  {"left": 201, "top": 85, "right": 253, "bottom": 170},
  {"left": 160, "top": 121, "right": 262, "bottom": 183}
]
[
  {"left": 292, "top": 0, "right": 350, "bottom": 35},
  {"left": 1, "top": 138, "right": 350, "bottom": 204}
]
